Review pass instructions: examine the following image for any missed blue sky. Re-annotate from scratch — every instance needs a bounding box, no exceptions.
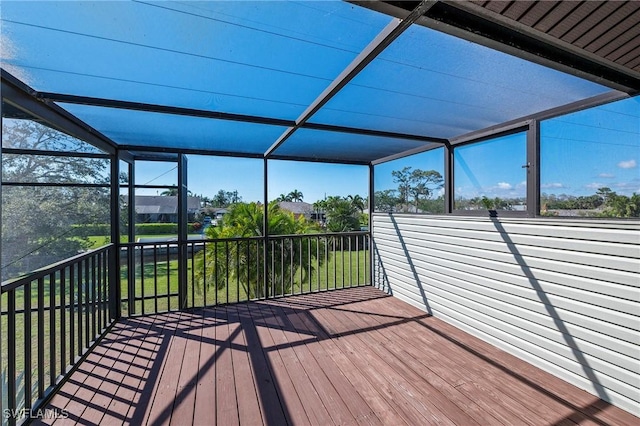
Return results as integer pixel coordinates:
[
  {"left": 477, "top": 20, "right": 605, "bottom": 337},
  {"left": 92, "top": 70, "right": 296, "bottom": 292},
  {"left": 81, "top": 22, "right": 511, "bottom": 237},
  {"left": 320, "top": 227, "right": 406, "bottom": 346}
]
[{"left": 134, "top": 157, "right": 369, "bottom": 203}]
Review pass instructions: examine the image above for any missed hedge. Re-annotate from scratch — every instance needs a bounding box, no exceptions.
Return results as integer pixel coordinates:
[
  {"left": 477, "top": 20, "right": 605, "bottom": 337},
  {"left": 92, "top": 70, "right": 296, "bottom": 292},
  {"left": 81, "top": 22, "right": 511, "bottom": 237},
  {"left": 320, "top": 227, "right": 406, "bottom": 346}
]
[{"left": 73, "top": 223, "right": 201, "bottom": 236}]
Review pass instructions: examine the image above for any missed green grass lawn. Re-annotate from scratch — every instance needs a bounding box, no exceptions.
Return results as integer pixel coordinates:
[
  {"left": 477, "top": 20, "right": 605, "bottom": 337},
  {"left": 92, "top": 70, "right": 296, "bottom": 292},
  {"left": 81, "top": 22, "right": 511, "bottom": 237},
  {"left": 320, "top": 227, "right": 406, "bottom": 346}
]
[{"left": 120, "top": 249, "right": 370, "bottom": 315}]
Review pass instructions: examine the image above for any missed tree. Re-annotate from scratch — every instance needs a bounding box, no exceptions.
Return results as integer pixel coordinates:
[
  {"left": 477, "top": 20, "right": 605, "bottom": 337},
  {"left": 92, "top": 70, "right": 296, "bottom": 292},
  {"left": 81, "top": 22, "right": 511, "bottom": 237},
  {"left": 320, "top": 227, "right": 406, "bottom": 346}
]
[
  {"left": 160, "top": 188, "right": 178, "bottom": 196},
  {"left": 387, "top": 167, "right": 443, "bottom": 212},
  {"left": 194, "top": 202, "right": 325, "bottom": 298},
  {"left": 276, "top": 193, "right": 293, "bottom": 202},
  {"left": 408, "top": 169, "right": 443, "bottom": 206},
  {"left": 211, "top": 189, "right": 242, "bottom": 207},
  {"left": 288, "top": 189, "right": 304, "bottom": 202},
  {"left": 374, "top": 189, "right": 399, "bottom": 212},
  {"left": 348, "top": 194, "right": 366, "bottom": 212},
  {"left": 391, "top": 166, "right": 412, "bottom": 207},
  {"left": 324, "top": 196, "right": 360, "bottom": 232},
  {"left": 2, "top": 119, "right": 110, "bottom": 280}
]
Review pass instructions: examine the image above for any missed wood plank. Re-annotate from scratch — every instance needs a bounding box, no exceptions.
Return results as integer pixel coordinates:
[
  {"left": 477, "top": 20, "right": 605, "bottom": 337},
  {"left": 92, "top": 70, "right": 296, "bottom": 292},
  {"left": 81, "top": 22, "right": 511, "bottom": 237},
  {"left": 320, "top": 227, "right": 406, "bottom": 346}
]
[
  {"left": 102, "top": 316, "right": 161, "bottom": 425},
  {"left": 359, "top": 296, "right": 540, "bottom": 425},
  {"left": 312, "top": 302, "right": 442, "bottom": 425},
  {"left": 266, "top": 301, "right": 358, "bottom": 426},
  {"left": 170, "top": 311, "right": 203, "bottom": 426},
  {"left": 281, "top": 297, "right": 401, "bottom": 425},
  {"left": 78, "top": 315, "right": 159, "bottom": 425},
  {"left": 234, "top": 302, "right": 289, "bottom": 425},
  {"left": 192, "top": 307, "right": 218, "bottom": 426},
  {"left": 321, "top": 297, "right": 481, "bottom": 426},
  {"left": 375, "top": 296, "right": 578, "bottom": 423},
  {"left": 226, "top": 304, "right": 263, "bottom": 426},
  {"left": 246, "top": 301, "right": 313, "bottom": 425},
  {"left": 33, "top": 321, "right": 131, "bottom": 426},
  {"left": 145, "top": 311, "right": 194, "bottom": 426},
  {"left": 215, "top": 306, "right": 240, "bottom": 426},
  {"left": 381, "top": 295, "right": 639, "bottom": 426},
  {"left": 42, "top": 320, "right": 141, "bottom": 425},
  {"left": 129, "top": 311, "right": 184, "bottom": 426}
]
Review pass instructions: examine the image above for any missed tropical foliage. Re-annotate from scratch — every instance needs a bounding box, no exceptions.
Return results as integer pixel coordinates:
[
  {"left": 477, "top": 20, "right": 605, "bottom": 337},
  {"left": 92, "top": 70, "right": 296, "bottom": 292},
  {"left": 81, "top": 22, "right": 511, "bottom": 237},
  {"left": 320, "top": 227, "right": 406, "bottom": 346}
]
[{"left": 194, "top": 202, "right": 326, "bottom": 298}]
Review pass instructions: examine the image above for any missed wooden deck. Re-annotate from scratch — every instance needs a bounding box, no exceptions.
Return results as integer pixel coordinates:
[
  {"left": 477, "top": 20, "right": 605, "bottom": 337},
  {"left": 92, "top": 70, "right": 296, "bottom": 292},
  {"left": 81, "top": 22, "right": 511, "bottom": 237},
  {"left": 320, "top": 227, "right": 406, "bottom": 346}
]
[{"left": 38, "top": 286, "right": 637, "bottom": 426}]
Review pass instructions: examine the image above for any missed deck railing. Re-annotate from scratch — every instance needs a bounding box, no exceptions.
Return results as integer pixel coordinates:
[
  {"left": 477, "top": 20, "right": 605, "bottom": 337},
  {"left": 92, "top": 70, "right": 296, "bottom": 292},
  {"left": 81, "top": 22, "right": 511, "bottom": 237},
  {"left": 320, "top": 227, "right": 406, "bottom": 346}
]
[
  {"left": 1, "top": 245, "right": 115, "bottom": 426},
  {"left": 0, "top": 231, "right": 370, "bottom": 423},
  {"left": 121, "top": 231, "right": 370, "bottom": 316}
]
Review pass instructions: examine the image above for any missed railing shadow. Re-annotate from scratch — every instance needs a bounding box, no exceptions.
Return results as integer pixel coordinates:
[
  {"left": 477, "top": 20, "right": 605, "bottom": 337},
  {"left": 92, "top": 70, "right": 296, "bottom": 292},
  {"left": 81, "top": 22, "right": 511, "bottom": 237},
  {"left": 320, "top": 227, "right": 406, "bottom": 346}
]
[
  {"left": 388, "top": 214, "right": 432, "bottom": 315},
  {"left": 489, "top": 217, "right": 610, "bottom": 421}
]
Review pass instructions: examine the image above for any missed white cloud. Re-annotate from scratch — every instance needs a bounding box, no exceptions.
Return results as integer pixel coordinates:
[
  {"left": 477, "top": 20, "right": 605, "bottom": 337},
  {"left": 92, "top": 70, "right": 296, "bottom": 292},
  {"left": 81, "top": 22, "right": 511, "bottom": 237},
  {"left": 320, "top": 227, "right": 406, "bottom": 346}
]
[
  {"left": 585, "top": 182, "right": 604, "bottom": 190},
  {"left": 497, "top": 182, "right": 512, "bottom": 190},
  {"left": 598, "top": 173, "right": 615, "bottom": 178},
  {"left": 618, "top": 159, "right": 637, "bottom": 169},
  {"left": 541, "top": 183, "right": 565, "bottom": 189},
  {"left": 516, "top": 181, "right": 527, "bottom": 189}
]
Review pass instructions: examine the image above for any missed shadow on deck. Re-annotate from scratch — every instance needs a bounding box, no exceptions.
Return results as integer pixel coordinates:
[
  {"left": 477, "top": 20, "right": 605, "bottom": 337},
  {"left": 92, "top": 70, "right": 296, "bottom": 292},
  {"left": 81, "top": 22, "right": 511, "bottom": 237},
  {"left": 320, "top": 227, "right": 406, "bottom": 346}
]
[{"left": 37, "top": 286, "right": 638, "bottom": 426}]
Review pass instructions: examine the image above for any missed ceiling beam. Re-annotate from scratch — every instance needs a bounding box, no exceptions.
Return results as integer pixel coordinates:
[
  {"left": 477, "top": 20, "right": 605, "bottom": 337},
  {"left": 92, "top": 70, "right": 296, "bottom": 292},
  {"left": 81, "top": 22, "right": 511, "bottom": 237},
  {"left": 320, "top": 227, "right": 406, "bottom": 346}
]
[
  {"left": 37, "top": 92, "right": 295, "bottom": 128},
  {"left": 264, "top": 0, "right": 437, "bottom": 158},
  {"left": 38, "top": 92, "right": 445, "bottom": 144}
]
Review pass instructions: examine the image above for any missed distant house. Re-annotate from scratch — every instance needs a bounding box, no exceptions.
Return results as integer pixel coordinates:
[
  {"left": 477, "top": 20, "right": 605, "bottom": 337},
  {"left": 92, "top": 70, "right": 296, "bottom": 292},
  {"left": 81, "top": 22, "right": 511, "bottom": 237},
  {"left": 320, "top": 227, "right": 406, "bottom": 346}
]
[
  {"left": 278, "top": 201, "right": 325, "bottom": 222},
  {"left": 135, "top": 196, "right": 201, "bottom": 223}
]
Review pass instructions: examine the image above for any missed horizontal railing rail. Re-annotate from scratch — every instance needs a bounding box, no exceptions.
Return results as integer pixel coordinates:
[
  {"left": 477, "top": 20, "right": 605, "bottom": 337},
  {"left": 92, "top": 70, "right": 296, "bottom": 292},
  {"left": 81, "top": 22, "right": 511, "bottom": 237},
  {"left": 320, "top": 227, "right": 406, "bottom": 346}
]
[{"left": 1, "top": 245, "right": 115, "bottom": 426}]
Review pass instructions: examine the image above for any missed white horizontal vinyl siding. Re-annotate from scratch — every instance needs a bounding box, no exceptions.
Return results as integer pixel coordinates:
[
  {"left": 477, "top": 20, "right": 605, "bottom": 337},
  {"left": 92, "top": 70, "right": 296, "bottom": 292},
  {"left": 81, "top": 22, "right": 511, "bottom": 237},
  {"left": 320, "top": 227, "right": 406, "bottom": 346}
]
[{"left": 372, "top": 214, "right": 640, "bottom": 416}]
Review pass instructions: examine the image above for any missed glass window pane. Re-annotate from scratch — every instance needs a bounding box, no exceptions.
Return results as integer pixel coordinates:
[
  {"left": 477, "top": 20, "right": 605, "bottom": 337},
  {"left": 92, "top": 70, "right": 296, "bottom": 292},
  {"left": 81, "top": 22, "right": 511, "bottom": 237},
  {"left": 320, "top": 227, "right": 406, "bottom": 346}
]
[
  {"left": 540, "top": 96, "right": 639, "bottom": 218},
  {"left": 454, "top": 133, "right": 527, "bottom": 211},
  {"left": 374, "top": 148, "right": 445, "bottom": 213}
]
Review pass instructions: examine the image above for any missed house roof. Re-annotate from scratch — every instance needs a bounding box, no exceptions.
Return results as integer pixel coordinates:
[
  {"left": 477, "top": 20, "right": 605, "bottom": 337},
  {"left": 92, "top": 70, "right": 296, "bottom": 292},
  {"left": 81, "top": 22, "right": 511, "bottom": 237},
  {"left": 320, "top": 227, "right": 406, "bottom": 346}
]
[
  {"left": 1, "top": 1, "right": 637, "bottom": 164},
  {"left": 135, "top": 196, "right": 202, "bottom": 214},
  {"left": 278, "top": 202, "right": 313, "bottom": 215}
]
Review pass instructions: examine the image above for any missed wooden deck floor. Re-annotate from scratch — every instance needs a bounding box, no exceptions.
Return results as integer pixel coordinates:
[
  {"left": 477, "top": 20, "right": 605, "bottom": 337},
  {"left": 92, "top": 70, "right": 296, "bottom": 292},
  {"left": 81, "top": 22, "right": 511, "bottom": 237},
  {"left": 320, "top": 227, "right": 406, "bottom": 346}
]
[{"left": 38, "top": 286, "right": 637, "bottom": 426}]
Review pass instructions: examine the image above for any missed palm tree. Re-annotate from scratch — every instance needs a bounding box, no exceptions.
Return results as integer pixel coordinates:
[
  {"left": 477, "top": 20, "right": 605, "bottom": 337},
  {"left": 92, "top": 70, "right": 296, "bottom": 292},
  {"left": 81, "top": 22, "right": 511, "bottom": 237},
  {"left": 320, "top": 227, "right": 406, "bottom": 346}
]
[
  {"left": 276, "top": 193, "right": 293, "bottom": 202},
  {"left": 288, "top": 189, "right": 304, "bottom": 202},
  {"left": 160, "top": 188, "right": 178, "bottom": 196},
  {"left": 195, "top": 202, "right": 326, "bottom": 298},
  {"left": 348, "top": 194, "right": 365, "bottom": 212}
]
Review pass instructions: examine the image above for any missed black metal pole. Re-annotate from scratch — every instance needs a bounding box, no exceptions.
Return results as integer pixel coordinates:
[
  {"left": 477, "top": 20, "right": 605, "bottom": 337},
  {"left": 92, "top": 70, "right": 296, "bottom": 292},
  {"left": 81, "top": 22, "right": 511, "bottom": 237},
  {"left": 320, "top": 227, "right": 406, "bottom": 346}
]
[
  {"left": 263, "top": 158, "right": 269, "bottom": 299},
  {"left": 109, "top": 154, "right": 121, "bottom": 320},
  {"left": 178, "top": 154, "right": 188, "bottom": 309},
  {"left": 527, "top": 120, "right": 540, "bottom": 218}
]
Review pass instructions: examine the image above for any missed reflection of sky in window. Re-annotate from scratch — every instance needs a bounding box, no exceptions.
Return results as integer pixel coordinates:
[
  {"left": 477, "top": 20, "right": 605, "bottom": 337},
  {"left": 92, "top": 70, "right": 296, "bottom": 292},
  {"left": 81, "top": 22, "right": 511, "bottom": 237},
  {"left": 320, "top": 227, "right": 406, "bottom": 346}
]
[
  {"left": 454, "top": 133, "right": 527, "bottom": 199},
  {"left": 541, "top": 96, "right": 639, "bottom": 197}
]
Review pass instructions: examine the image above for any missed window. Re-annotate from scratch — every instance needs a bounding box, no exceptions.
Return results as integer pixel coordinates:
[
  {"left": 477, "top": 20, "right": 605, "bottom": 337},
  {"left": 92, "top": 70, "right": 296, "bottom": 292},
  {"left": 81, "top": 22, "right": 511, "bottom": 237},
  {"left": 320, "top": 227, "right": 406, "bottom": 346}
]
[
  {"left": 454, "top": 133, "right": 527, "bottom": 212},
  {"left": 540, "top": 96, "right": 639, "bottom": 218},
  {"left": 374, "top": 148, "right": 445, "bottom": 214}
]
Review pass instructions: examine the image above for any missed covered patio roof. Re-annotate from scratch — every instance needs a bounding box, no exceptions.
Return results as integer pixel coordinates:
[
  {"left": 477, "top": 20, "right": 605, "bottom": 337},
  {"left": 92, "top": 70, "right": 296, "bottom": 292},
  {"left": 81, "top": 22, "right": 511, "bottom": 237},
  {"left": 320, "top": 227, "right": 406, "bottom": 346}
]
[{"left": 2, "top": 0, "right": 638, "bottom": 164}]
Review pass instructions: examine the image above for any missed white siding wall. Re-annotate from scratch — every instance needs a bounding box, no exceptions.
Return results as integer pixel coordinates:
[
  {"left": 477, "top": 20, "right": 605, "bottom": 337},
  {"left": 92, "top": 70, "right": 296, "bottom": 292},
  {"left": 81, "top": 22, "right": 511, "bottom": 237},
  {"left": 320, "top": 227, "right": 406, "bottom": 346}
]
[{"left": 372, "top": 214, "right": 640, "bottom": 415}]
